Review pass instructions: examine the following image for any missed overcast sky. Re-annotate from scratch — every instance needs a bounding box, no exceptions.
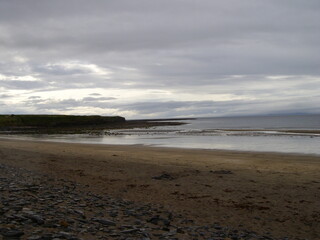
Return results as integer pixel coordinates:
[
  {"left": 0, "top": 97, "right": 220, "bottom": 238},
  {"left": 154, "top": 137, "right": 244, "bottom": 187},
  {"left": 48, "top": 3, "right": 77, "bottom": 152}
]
[{"left": 0, "top": 0, "right": 319, "bottom": 119}]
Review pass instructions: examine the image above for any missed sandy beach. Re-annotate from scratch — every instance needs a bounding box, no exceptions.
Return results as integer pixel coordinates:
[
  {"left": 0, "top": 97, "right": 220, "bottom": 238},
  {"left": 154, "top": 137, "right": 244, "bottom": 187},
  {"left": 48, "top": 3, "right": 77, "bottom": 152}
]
[{"left": 0, "top": 138, "right": 319, "bottom": 239}]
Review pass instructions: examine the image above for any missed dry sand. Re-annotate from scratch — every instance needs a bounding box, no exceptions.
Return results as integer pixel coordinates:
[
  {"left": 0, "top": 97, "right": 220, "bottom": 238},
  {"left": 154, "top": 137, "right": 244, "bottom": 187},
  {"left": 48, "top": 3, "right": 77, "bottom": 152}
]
[{"left": 0, "top": 138, "right": 319, "bottom": 239}]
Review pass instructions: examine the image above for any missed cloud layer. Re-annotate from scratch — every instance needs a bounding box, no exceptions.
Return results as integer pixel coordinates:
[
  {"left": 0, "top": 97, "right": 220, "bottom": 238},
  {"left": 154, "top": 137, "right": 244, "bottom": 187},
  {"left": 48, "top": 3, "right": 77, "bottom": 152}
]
[{"left": 1, "top": 0, "right": 319, "bottom": 118}]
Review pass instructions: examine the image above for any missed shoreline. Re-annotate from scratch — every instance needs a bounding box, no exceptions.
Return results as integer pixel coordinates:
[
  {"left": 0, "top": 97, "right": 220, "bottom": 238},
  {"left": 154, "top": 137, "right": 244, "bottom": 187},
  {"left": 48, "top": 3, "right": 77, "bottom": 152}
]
[
  {"left": 0, "top": 138, "right": 320, "bottom": 239},
  {"left": 1, "top": 137, "right": 320, "bottom": 163},
  {"left": 1, "top": 135, "right": 320, "bottom": 157}
]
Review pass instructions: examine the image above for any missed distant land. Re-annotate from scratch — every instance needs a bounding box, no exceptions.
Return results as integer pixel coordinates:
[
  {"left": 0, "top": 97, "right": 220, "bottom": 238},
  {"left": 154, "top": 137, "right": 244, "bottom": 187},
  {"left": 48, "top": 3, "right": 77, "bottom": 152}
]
[
  {"left": 0, "top": 114, "right": 125, "bottom": 128},
  {"left": 0, "top": 114, "right": 186, "bottom": 134}
]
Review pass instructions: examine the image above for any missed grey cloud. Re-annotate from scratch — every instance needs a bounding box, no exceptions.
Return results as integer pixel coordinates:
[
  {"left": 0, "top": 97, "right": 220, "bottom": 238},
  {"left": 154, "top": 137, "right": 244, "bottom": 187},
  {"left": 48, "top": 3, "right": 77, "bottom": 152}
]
[
  {"left": 83, "top": 97, "right": 116, "bottom": 102},
  {"left": 28, "top": 96, "right": 41, "bottom": 99},
  {"left": 34, "top": 65, "right": 89, "bottom": 76},
  {"left": 24, "top": 96, "right": 116, "bottom": 111},
  {"left": 31, "top": 99, "right": 80, "bottom": 111},
  {"left": 0, "top": 80, "right": 46, "bottom": 90},
  {"left": 0, "top": 94, "right": 12, "bottom": 99}
]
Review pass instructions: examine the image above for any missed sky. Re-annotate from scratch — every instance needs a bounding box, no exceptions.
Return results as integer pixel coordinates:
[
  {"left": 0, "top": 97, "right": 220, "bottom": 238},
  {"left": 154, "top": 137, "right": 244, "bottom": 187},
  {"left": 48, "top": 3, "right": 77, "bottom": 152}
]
[{"left": 0, "top": 0, "right": 319, "bottom": 119}]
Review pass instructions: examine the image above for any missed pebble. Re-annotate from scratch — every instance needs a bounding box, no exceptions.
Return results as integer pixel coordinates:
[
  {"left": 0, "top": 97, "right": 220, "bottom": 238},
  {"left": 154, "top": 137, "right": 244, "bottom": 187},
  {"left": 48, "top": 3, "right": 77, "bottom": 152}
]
[{"left": 93, "top": 218, "right": 116, "bottom": 226}]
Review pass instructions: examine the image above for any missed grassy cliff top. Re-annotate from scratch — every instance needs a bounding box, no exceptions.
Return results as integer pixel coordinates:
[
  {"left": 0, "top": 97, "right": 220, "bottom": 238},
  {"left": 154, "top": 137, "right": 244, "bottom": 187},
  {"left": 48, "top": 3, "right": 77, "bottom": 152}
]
[{"left": 0, "top": 114, "right": 125, "bottom": 128}]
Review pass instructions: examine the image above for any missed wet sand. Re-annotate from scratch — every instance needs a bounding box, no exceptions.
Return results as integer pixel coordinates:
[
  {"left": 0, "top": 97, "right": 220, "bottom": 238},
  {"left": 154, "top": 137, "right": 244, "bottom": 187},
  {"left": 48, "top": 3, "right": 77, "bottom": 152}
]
[{"left": 0, "top": 138, "right": 319, "bottom": 239}]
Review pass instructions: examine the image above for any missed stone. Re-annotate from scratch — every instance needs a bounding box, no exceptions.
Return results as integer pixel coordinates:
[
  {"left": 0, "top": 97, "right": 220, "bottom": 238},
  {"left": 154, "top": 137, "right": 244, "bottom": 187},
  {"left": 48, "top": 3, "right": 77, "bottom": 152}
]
[
  {"left": 152, "top": 173, "right": 175, "bottom": 180},
  {"left": 93, "top": 218, "right": 116, "bottom": 226},
  {"left": 0, "top": 229, "right": 24, "bottom": 238},
  {"left": 27, "top": 236, "right": 42, "bottom": 240},
  {"left": 210, "top": 170, "right": 233, "bottom": 174}
]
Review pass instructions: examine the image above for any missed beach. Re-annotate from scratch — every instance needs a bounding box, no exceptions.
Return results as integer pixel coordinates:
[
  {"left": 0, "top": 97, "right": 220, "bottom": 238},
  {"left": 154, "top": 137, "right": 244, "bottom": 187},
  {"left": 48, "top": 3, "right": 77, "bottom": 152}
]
[{"left": 0, "top": 138, "right": 319, "bottom": 239}]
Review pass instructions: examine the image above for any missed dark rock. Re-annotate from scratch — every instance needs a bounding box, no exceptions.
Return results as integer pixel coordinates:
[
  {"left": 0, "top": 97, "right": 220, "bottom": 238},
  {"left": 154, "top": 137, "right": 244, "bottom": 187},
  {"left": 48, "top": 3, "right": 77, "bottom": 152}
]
[
  {"left": 152, "top": 173, "right": 175, "bottom": 180},
  {"left": 25, "top": 214, "right": 44, "bottom": 225},
  {"left": 0, "top": 229, "right": 24, "bottom": 238},
  {"left": 148, "top": 215, "right": 161, "bottom": 225},
  {"left": 121, "top": 229, "right": 140, "bottom": 234},
  {"left": 210, "top": 170, "right": 233, "bottom": 174}
]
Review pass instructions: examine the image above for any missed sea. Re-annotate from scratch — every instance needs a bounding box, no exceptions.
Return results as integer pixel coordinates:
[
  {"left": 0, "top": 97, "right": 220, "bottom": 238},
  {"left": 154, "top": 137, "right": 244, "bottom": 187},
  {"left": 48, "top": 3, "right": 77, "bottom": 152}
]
[{"left": 2, "top": 115, "right": 320, "bottom": 155}]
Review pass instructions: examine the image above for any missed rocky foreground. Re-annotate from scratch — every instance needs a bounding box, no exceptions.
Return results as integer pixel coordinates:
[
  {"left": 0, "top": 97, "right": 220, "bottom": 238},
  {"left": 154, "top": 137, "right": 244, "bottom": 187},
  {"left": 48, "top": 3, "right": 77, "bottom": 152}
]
[{"left": 0, "top": 164, "right": 303, "bottom": 240}]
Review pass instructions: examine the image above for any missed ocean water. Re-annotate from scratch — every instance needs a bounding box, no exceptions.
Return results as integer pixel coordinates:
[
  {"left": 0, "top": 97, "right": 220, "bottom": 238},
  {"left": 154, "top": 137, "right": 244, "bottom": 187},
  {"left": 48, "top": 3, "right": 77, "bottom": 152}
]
[
  {"left": 2, "top": 115, "right": 320, "bottom": 155},
  {"left": 103, "top": 115, "right": 320, "bottom": 155},
  {"left": 174, "top": 114, "right": 320, "bottom": 130}
]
